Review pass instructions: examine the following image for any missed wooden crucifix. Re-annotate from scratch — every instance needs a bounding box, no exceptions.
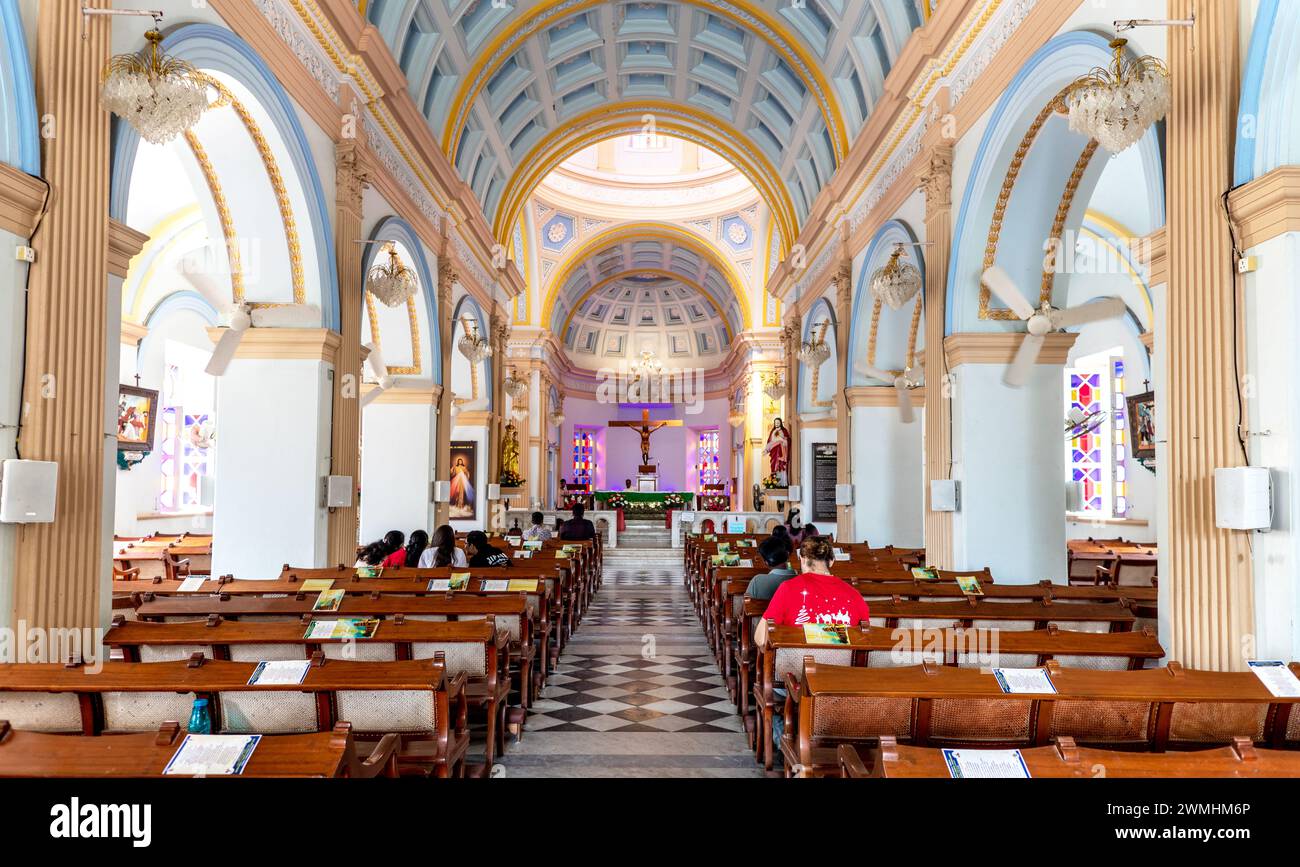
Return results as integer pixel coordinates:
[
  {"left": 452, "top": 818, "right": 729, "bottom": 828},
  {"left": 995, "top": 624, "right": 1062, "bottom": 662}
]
[{"left": 608, "top": 408, "right": 682, "bottom": 468}]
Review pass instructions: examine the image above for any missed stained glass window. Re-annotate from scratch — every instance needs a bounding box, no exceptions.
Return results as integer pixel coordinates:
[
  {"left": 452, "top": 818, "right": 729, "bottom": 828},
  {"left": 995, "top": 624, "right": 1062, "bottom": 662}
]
[
  {"left": 1065, "top": 348, "right": 1128, "bottom": 519},
  {"left": 1068, "top": 371, "right": 1107, "bottom": 513},
  {"left": 698, "top": 429, "right": 720, "bottom": 487},
  {"left": 572, "top": 428, "right": 595, "bottom": 487},
  {"left": 156, "top": 343, "right": 217, "bottom": 513}
]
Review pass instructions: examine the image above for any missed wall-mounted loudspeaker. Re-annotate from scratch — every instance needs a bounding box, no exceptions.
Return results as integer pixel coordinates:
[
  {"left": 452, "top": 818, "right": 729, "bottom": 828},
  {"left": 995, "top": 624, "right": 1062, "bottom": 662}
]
[{"left": 0, "top": 460, "right": 58, "bottom": 523}]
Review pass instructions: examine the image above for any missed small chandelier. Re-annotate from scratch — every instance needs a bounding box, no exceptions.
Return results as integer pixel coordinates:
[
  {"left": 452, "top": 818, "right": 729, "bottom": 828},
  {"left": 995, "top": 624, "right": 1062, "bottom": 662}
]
[
  {"left": 761, "top": 371, "right": 785, "bottom": 402},
  {"left": 457, "top": 319, "right": 491, "bottom": 363},
  {"left": 548, "top": 410, "right": 565, "bottom": 427},
  {"left": 629, "top": 350, "right": 663, "bottom": 380},
  {"left": 1064, "top": 38, "right": 1170, "bottom": 154},
  {"left": 728, "top": 406, "right": 746, "bottom": 428},
  {"left": 797, "top": 322, "right": 832, "bottom": 367},
  {"left": 99, "top": 18, "right": 209, "bottom": 146},
  {"left": 503, "top": 368, "right": 528, "bottom": 401},
  {"left": 869, "top": 246, "right": 922, "bottom": 310},
  {"left": 366, "top": 243, "right": 418, "bottom": 307}
]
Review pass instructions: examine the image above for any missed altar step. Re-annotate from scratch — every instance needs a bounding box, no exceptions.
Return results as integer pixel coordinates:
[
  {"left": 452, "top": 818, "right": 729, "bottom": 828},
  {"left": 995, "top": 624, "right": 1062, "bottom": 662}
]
[{"left": 611, "top": 521, "right": 674, "bottom": 550}]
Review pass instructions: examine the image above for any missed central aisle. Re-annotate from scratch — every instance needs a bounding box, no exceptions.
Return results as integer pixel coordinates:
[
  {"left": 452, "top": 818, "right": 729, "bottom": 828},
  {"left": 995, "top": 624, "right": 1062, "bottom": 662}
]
[{"left": 501, "top": 534, "right": 764, "bottom": 778}]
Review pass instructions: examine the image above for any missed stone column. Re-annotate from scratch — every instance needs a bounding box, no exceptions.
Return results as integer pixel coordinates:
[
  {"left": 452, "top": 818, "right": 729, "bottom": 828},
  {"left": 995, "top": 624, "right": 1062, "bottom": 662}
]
[
  {"left": 12, "top": 0, "right": 113, "bottom": 632},
  {"left": 832, "top": 262, "right": 854, "bottom": 539},
  {"left": 433, "top": 262, "right": 457, "bottom": 526},
  {"left": 1164, "top": 0, "right": 1252, "bottom": 669},
  {"left": 326, "top": 141, "right": 369, "bottom": 566},
  {"left": 781, "top": 316, "right": 801, "bottom": 493},
  {"left": 486, "top": 316, "right": 509, "bottom": 525},
  {"left": 920, "top": 144, "right": 954, "bottom": 568}
]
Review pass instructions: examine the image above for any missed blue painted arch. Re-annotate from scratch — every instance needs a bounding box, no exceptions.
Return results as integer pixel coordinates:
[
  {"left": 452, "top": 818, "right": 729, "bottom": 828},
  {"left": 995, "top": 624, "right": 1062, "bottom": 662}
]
[
  {"left": 0, "top": 0, "right": 39, "bottom": 175},
  {"left": 450, "top": 293, "right": 493, "bottom": 405},
  {"left": 848, "top": 219, "right": 924, "bottom": 385},
  {"left": 109, "top": 24, "right": 339, "bottom": 332},
  {"left": 946, "top": 31, "right": 1164, "bottom": 336},
  {"left": 1236, "top": 0, "right": 1300, "bottom": 184},
  {"left": 363, "top": 216, "right": 443, "bottom": 386}
]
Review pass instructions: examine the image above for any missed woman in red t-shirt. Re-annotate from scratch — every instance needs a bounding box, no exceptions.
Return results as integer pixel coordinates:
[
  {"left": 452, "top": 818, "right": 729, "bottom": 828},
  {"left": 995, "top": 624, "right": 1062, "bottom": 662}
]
[{"left": 755, "top": 536, "right": 870, "bottom": 647}]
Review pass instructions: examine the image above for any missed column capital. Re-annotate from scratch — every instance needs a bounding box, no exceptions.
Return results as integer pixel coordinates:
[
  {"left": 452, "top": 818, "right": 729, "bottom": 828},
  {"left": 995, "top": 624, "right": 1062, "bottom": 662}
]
[
  {"left": 204, "top": 327, "right": 343, "bottom": 362},
  {"left": 335, "top": 140, "right": 371, "bottom": 211},
  {"left": 918, "top": 144, "right": 954, "bottom": 210},
  {"left": 943, "top": 332, "right": 1076, "bottom": 368}
]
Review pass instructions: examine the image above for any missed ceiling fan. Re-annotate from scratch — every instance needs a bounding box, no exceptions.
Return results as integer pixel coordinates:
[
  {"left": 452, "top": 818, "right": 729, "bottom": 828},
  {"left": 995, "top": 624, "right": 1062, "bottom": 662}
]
[
  {"left": 980, "top": 266, "right": 1126, "bottom": 387},
  {"left": 205, "top": 302, "right": 321, "bottom": 376},
  {"left": 360, "top": 342, "right": 394, "bottom": 409},
  {"left": 855, "top": 356, "right": 924, "bottom": 424},
  {"left": 1064, "top": 405, "right": 1107, "bottom": 438}
]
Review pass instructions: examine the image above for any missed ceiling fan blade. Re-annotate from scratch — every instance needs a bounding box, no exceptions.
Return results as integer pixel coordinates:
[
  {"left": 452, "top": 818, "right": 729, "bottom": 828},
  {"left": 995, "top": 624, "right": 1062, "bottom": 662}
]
[
  {"left": 204, "top": 327, "right": 245, "bottom": 377},
  {"left": 855, "top": 360, "right": 895, "bottom": 383},
  {"left": 981, "top": 266, "right": 1036, "bottom": 321},
  {"left": 896, "top": 380, "right": 915, "bottom": 424},
  {"left": 363, "top": 342, "right": 388, "bottom": 382},
  {"left": 1004, "top": 333, "right": 1045, "bottom": 387},
  {"left": 360, "top": 384, "right": 388, "bottom": 409},
  {"left": 1050, "top": 297, "right": 1126, "bottom": 330}
]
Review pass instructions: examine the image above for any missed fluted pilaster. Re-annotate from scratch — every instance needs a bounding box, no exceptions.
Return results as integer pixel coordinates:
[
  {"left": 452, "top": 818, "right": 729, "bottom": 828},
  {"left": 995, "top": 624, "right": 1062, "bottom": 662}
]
[
  {"left": 1165, "top": 0, "right": 1252, "bottom": 669},
  {"left": 833, "top": 263, "right": 854, "bottom": 539},
  {"left": 433, "top": 263, "right": 456, "bottom": 526},
  {"left": 327, "top": 141, "right": 368, "bottom": 566},
  {"left": 12, "top": 1, "right": 113, "bottom": 630},
  {"left": 920, "top": 144, "right": 954, "bottom": 568},
  {"left": 781, "top": 317, "right": 800, "bottom": 491}
]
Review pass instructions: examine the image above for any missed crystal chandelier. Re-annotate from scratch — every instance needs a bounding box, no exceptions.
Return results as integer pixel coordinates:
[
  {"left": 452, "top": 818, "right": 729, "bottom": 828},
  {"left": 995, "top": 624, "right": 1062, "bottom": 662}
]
[
  {"left": 548, "top": 409, "right": 565, "bottom": 427},
  {"left": 629, "top": 350, "right": 663, "bottom": 380},
  {"left": 728, "top": 405, "right": 746, "bottom": 428},
  {"left": 503, "top": 368, "right": 528, "bottom": 401},
  {"left": 869, "top": 246, "right": 922, "bottom": 310},
  {"left": 99, "top": 19, "right": 209, "bottom": 146},
  {"left": 761, "top": 371, "right": 785, "bottom": 402},
  {"left": 797, "top": 330, "right": 831, "bottom": 367},
  {"left": 366, "top": 243, "right": 418, "bottom": 307},
  {"left": 1064, "top": 38, "right": 1170, "bottom": 154},
  {"left": 457, "top": 320, "right": 491, "bottom": 363}
]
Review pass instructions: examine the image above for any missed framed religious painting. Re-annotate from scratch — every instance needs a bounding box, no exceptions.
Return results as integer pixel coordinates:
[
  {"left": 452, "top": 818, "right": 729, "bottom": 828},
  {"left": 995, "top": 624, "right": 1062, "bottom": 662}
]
[
  {"left": 448, "top": 441, "right": 478, "bottom": 520},
  {"left": 1126, "top": 391, "right": 1156, "bottom": 462},
  {"left": 117, "top": 385, "right": 160, "bottom": 455}
]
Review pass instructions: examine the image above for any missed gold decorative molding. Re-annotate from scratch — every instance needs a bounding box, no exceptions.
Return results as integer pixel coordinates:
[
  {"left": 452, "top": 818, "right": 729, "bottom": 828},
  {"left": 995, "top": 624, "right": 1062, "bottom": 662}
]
[
  {"left": 943, "top": 332, "right": 1077, "bottom": 367},
  {"left": 107, "top": 219, "right": 149, "bottom": 279},
  {"left": 847, "top": 386, "right": 928, "bottom": 408},
  {"left": 204, "top": 327, "right": 342, "bottom": 362},
  {"left": 0, "top": 162, "right": 45, "bottom": 237},
  {"left": 1227, "top": 166, "right": 1300, "bottom": 250},
  {"left": 120, "top": 321, "right": 149, "bottom": 347},
  {"left": 184, "top": 128, "right": 245, "bottom": 303}
]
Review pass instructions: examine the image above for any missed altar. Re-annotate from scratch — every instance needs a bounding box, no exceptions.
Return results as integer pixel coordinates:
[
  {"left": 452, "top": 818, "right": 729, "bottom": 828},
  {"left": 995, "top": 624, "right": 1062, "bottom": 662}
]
[{"left": 593, "top": 490, "right": 695, "bottom": 531}]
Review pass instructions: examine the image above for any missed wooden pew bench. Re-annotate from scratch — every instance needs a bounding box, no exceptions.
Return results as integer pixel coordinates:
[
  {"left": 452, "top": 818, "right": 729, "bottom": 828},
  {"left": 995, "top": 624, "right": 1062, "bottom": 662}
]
[
  {"left": 0, "top": 658, "right": 469, "bottom": 777},
  {"left": 105, "top": 616, "right": 517, "bottom": 766},
  {"left": 783, "top": 660, "right": 1300, "bottom": 777},
  {"left": 0, "top": 720, "right": 399, "bottom": 778},
  {"left": 838, "top": 735, "right": 1300, "bottom": 779}
]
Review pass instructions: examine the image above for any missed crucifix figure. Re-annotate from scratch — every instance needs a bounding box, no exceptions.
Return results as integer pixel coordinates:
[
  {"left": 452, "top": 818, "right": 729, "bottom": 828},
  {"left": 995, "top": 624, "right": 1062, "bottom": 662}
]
[{"left": 608, "top": 409, "right": 682, "bottom": 467}]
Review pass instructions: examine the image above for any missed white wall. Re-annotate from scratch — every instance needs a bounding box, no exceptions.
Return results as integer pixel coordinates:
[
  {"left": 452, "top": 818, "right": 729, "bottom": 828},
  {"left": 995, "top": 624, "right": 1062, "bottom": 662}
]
[
  {"left": 360, "top": 400, "right": 436, "bottom": 542},
  {"left": 852, "top": 406, "right": 925, "bottom": 547},
  {"left": 0, "top": 225, "right": 30, "bottom": 630}
]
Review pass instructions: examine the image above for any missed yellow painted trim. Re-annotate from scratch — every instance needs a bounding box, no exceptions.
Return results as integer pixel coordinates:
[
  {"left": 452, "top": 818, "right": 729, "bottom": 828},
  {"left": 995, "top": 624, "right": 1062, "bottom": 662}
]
[
  {"left": 558, "top": 268, "right": 737, "bottom": 342},
  {"left": 493, "top": 105, "right": 797, "bottom": 252},
  {"left": 539, "top": 223, "right": 753, "bottom": 331},
  {"left": 443, "top": 0, "right": 847, "bottom": 165},
  {"left": 124, "top": 205, "right": 204, "bottom": 322}
]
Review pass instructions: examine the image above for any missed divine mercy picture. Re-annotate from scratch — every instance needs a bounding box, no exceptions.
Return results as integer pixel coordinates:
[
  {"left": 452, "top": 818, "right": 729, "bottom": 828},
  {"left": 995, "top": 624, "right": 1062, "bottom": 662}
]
[{"left": 449, "top": 440, "right": 477, "bottom": 520}]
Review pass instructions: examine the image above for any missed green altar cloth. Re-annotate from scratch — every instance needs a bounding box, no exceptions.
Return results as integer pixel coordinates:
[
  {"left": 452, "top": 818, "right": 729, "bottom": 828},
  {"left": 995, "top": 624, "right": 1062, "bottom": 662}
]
[{"left": 592, "top": 491, "right": 695, "bottom": 505}]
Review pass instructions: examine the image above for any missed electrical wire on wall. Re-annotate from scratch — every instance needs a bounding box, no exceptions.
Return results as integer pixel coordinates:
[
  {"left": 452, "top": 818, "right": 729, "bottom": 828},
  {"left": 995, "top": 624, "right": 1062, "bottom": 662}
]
[
  {"left": 8, "top": 175, "right": 52, "bottom": 461},
  {"left": 1220, "top": 185, "right": 1251, "bottom": 466}
]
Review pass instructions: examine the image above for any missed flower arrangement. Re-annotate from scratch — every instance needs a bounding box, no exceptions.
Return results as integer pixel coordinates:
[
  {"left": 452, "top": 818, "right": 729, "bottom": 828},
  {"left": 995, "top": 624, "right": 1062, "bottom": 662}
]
[
  {"left": 761, "top": 473, "right": 785, "bottom": 489},
  {"left": 662, "top": 492, "right": 685, "bottom": 509},
  {"left": 701, "top": 494, "right": 729, "bottom": 511},
  {"left": 498, "top": 469, "right": 525, "bottom": 488},
  {"left": 606, "top": 493, "right": 629, "bottom": 511}
]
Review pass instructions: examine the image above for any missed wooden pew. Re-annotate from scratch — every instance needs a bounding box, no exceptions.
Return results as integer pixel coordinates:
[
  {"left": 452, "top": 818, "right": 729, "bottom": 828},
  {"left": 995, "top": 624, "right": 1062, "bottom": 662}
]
[
  {"left": 783, "top": 660, "right": 1300, "bottom": 777},
  {"left": 0, "top": 657, "right": 469, "bottom": 777},
  {"left": 839, "top": 735, "right": 1300, "bottom": 779},
  {"left": 0, "top": 720, "right": 399, "bottom": 778},
  {"left": 104, "top": 616, "right": 517, "bottom": 767},
  {"left": 748, "top": 625, "right": 1166, "bottom": 770},
  {"left": 130, "top": 593, "right": 540, "bottom": 709}
]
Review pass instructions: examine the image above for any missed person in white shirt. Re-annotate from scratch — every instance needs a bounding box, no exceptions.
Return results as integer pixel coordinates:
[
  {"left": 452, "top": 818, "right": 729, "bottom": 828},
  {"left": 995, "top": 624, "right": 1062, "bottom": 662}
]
[
  {"left": 419, "top": 524, "right": 467, "bottom": 568},
  {"left": 522, "top": 512, "right": 552, "bottom": 542}
]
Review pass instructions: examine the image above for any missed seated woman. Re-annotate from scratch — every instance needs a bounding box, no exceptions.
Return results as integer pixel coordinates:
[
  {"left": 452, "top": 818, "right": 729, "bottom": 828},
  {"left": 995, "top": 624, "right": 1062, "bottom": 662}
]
[
  {"left": 418, "top": 525, "right": 467, "bottom": 568},
  {"left": 465, "top": 530, "right": 511, "bottom": 567},
  {"left": 522, "top": 511, "right": 552, "bottom": 542},
  {"left": 353, "top": 541, "right": 387, "bottom": 568},
  {"left": 402, "top": 530, "right": 430, "bottom": 568},
  {"left": 754, "top": 536, "right": 869, "bottom": 647},
  {"left": 377, "top": 530, "right": 406, "bottom": 569}
]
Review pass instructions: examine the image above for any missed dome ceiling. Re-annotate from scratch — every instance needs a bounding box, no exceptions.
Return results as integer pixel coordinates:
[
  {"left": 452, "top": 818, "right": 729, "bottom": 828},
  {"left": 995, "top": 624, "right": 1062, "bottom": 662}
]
[{"left": 363, "top": 0, "right": 926, "bottom": 246}]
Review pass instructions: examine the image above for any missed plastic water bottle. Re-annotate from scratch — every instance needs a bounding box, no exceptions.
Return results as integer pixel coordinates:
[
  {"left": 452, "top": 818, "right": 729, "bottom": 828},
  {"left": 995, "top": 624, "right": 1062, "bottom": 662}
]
[{"left": 188, "top": 697, "right": 212, "bottom": 734}]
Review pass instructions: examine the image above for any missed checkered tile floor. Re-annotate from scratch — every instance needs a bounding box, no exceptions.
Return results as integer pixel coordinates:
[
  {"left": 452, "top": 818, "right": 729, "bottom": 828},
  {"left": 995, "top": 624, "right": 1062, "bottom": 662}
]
[{"left": 499, "top": 550, "right": 762, "bottom": 776}]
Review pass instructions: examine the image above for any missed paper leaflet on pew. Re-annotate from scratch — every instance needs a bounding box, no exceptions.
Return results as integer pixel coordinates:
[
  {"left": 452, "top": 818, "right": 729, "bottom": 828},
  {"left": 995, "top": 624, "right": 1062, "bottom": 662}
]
[
  {"left": 247, "top": 659, "right": 311, "bottom": 686},
  {"left": 164, "top": 735, "right": 262, "bottom": 776},
  {"left": 300, "top": 579, "right": 335, "bottom": 592},
  {"left": 312, "top": 589, "right": 345, "bottom": 611},
  {"left": 304, "top": 618, "right": 380, "bottom": 640},
  {"left": 1248, "top": 660, "right": 1300, "bottom": 697},
  {"left": 942, "top": 748, "right": 1031, "bottom": 779},
  {"left": 803, "top": 623, "right": 850, "bottom": 645},
  {"left": 992, "top": 668, "right": 1057, "bottom": 694},
  {"left": 177, "top": 575, "right": 208, "bottom": 592},
  {"left": 480, "top": 579, "right": 510, "bottom": 592}
]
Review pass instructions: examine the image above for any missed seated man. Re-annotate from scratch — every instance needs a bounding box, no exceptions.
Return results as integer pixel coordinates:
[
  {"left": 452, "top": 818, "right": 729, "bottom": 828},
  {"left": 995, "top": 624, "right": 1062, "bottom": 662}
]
[
  {"left": 743, "top": 537, "right": 797, "bottom": 601},
  {"left": 624, "top": 478, "right": 634, "bottom": 491},
  {"left": 557, "top": 503, "right": 596, "bottom": 541},
  {"left": 465, "top": 530, "right": 511, "bottom": 567},
  {"left": 522, "top": 511, "right": 552, "bottom": 542}
]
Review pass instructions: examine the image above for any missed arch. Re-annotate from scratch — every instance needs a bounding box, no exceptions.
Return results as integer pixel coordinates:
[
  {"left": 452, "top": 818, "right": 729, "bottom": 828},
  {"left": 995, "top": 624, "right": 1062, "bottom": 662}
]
[
  {"left": 363, "top": 216, "right": 443, "bottom": 386},
  {"left": 540, "top": 222, "right": 753, "bottom": 331},
  {"left": 946, "top": 31, "right": 1165, "bottom": 335},
  {"left": 0, "top": 0, "right": 38, "bottom": 175},
  {"left": 849, "top": 219, "right": 925, "bottom": 384},
  {"left": 557, "top": 269, "right": 738, "bottom": 341},
  {"left": 443, "top": 0, "right": 848, "bottom": 168},
  {"left": 143, "top": 290, "right": 222, "bottom": 330},
  {"left": 493, "top": 107, "right": 798, "bottom": 251},
  {"left": 108, "top": 24, "right": 339, "bottom": 331},
  {"left": 450, "top": 293, "right": 492, "bottom": 405},
  {"left": 799, "top": 296, "right": 838, "bottom": 413},
  {"left": 1236, "top": 0, "right": 1300, "bottom": 184}
]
